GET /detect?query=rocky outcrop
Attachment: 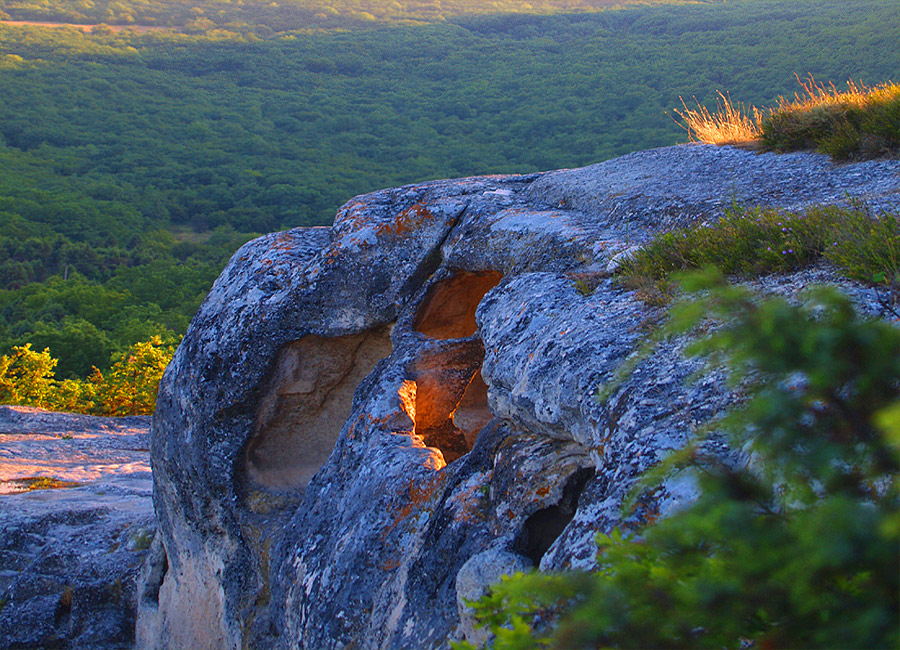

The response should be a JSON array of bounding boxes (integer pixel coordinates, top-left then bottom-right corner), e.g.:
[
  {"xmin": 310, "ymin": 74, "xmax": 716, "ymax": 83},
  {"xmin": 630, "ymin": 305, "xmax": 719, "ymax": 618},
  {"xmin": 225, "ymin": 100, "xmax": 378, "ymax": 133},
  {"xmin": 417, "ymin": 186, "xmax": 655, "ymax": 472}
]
[
  {"xmin": 139, "ymin": 145, "xmax": 900, "ymax": 649},
  {"xmin": 0, "ymin": 406, "xmax": 154, "ymax": 650}
]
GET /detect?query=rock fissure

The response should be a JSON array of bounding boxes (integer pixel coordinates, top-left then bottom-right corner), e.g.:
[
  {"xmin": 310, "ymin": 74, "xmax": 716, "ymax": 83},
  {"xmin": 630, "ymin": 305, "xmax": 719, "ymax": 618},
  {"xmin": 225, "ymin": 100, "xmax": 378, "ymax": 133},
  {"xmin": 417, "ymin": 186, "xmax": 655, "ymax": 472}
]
[
  {"xmin": 399, "ymin": 202, "xmax": 470, "ymax": 301},
  {"xmin": 451, "ymin": 369, "xmax": 492, "ymax": 450},
  {"xmin": 140, "ymin": 538, "xmax": 168, "ymax": 607}
]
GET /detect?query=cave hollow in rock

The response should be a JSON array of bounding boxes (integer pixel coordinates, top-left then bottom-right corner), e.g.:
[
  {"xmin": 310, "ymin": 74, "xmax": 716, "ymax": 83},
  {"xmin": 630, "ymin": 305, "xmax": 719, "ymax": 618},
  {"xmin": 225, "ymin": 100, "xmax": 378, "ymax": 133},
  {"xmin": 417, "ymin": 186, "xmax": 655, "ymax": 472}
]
[
  {"xmin": 515, "ymin": 467, "xmax": 596, "ymax": 566},
  {"xmin": 413, "ymin": 271, "xmax": 503, "ymax": 340},
  {"xmin": 243, "ymin": 326, "xmax": 393, "ymax": 491},
  {"xmin": 406, "ymin": 341, "xmax": 488, "ymax": 464}
]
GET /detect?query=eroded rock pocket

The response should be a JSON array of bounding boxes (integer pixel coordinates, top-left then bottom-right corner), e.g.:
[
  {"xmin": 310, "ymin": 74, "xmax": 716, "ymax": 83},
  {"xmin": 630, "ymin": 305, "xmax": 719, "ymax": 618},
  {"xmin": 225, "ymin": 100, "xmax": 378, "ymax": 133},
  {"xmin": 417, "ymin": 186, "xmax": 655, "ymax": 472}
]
[
  {"xmin": 413, "ymin": 271, "xmax": 503, "ymax": 340},
  {"xmin": 514, "ymin": 467, "xmax": 595, "ymax": 566},
  {"xmin": 243, "ymin": 326, "xmax": 393, "ymax": 492},
  {"xmin": 405, "ymin": 344, "xmax": 494, "ymax": 465}
]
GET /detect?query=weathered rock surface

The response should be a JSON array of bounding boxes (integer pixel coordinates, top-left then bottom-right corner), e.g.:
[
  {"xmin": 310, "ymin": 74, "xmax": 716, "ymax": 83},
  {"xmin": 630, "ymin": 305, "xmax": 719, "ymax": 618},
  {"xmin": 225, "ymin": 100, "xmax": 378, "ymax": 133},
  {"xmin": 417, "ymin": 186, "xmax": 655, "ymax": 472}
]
[
  {"xmin": 139, "ymin": 145, "xmax": 900, "ymax": 650},
  {"xmin": 0, "ymin": 406, "xmax": 154, "ymax": 649}
]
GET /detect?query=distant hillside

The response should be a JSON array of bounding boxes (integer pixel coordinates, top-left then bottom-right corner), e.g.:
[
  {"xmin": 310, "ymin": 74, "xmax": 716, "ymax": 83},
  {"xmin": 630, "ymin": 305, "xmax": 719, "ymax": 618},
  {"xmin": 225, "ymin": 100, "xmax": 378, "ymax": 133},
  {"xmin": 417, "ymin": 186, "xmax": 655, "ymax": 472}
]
[{"xmin": 0, "ymin": 0, "xmax": 897, "ymax": 379}]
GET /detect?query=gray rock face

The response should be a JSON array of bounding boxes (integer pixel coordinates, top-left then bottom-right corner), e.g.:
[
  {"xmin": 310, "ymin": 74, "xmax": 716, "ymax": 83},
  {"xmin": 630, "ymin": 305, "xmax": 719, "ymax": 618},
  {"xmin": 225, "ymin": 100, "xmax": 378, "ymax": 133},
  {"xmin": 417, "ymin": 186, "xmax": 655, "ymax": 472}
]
[
  {"xmin": 0, "ymin": 406, "xmax": 154, "ymax": 650},
  {"xmin": 139, "ymin": 145, "xmax": 900, "ymax": 649}
]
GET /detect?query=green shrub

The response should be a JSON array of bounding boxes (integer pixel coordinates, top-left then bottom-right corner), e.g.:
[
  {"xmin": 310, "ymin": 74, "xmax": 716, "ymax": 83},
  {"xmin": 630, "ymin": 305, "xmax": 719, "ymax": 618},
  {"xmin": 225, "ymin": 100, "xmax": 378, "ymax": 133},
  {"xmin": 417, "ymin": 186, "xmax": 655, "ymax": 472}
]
[
  {"xmin": 622, "ymin": 203, "xmax": 900, "ymax": 305},
  {"xmin": 457, "ymin": 271, "xmax": 900, "ymax": 650},
  {"xmin": 824, "ymin": 206, "xmax": 900, "ymax": 294},
  {"xmin": 129, "ymin": 528, "xmax": 154, "ymax": 551},
  {"xmin": 622, "ymin": 203, "xmax": 829, "ymax": 279}
]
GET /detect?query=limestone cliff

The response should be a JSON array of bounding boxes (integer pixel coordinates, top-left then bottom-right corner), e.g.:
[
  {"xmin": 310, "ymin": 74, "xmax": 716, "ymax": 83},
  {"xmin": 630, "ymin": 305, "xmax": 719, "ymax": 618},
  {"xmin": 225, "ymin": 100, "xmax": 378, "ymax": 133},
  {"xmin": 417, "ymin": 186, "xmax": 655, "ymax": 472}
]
[{"xmin": 137, "ymin": 145, "xmax": 900, "ymax": 650}]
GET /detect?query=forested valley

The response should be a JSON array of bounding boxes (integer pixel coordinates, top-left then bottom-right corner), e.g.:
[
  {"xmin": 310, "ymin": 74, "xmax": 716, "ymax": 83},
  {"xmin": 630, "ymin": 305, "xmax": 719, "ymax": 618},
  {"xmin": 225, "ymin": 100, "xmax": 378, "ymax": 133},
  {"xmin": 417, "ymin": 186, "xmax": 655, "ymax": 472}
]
[{"xmin": 0, "ymin": 0, "xmax": 897, "ymax": 389}]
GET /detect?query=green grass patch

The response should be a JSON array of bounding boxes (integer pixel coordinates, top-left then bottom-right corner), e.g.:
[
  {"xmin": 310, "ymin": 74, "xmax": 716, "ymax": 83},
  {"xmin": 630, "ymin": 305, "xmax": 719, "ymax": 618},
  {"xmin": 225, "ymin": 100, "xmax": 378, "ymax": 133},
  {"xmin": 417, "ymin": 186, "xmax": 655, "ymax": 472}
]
[
  {"xmin": 620, "ymin": 202, "xmax": 900, "ymax": 301},
  {"xmin": 129, "ymin": 528, "xmax": 154, "ymax": 551}
]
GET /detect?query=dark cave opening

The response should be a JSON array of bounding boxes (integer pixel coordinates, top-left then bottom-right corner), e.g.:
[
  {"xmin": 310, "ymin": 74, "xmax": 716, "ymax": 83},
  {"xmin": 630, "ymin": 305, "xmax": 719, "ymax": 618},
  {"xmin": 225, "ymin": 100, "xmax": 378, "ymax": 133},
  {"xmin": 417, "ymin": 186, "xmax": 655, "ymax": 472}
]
[{"xmin": 514, "ymin": 467, "xmax": 595, "ymax": 566}]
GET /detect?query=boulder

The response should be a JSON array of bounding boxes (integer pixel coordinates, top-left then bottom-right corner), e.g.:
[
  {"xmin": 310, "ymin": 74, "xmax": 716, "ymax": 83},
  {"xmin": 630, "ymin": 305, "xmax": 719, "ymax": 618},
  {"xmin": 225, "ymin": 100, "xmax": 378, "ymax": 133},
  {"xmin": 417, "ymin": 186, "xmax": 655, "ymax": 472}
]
[{"xmin": 139, "ymin": 145, "xmax": 900, "ymax": 649}]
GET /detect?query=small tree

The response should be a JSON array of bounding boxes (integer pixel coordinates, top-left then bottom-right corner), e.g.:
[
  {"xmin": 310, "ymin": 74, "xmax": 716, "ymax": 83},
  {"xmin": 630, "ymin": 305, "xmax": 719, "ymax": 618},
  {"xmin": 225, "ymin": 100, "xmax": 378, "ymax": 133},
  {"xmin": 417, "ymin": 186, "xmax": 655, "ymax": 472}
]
[
  {"xmin": 0, "ymin": 344, "xmax": 58, "ymax": 408},
  {"xmin": 94, "ymin": 336, "xmax": 175, "ymax": 416}
]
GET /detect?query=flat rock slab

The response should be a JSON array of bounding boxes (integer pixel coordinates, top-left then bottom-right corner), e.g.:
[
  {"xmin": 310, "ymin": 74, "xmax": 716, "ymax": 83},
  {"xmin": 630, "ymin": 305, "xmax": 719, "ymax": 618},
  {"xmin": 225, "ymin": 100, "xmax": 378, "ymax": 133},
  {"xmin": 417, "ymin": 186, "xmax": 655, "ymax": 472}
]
[
  {"xmin": 0, "ymin": 405, "xmax": 154, "ymax": 650},
  {"xmin": 0, "ymin": 405, "xmax": 151, "ymax": 494},
  {"xmin": 527, "ymin": 145, "xmax": 900, "ymax": 236}
]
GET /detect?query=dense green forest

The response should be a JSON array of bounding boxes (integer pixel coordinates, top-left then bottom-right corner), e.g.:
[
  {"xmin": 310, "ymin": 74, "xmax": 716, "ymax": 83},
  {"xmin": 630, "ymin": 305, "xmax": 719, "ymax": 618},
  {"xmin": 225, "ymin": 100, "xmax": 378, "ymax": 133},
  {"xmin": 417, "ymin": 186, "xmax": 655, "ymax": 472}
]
[{"xmin": 0, "ymin": 0, "xmax": 897, "ymax": 379}]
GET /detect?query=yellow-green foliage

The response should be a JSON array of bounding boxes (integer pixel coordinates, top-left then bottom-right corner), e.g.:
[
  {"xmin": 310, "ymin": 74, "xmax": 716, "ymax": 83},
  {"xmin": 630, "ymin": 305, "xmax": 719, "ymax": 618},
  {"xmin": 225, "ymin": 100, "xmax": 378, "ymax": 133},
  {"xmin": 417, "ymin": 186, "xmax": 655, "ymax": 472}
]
[
  {"xmin": 90, "ymin": 337, "xmax": 176, "ymax": 416},
  {"xmin": 0, "ymin": 336, "xmax": 175, "ymax": 415},
  {"xmin": 0, "ymin": 343, "xmax": 57, "ymax": 407},
  {"xmin": 7, "ymin": 475, "xmax": 82, "ymax": 491}
]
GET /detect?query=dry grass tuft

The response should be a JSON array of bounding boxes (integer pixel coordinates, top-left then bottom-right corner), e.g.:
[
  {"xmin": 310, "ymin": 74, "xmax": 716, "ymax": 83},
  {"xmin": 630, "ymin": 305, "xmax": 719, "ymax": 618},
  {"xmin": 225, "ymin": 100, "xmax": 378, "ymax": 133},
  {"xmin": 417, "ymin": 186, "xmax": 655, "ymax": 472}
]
[
  {"xmin": 778, "ymin": 74, "xmax": 872, "ymax": 112},
  {"xmin": 672, "ymin": 91, "xmax": 762, "ymax": 145},
  {"xmin": 762, "ymin": 74, "xmax": 900, "ymax": 157},
  {"xmin": 673, "ymin": 74, "xmax": 899, "ymax": 159}
]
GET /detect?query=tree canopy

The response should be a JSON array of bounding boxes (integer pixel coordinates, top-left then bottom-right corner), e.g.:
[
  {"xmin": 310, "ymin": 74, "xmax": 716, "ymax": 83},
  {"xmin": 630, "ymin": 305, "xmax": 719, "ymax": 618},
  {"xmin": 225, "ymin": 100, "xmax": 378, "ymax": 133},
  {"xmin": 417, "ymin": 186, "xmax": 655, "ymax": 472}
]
[{"xmin": 0, "ymin": 0, "xmax": 896, "ymax": 393}]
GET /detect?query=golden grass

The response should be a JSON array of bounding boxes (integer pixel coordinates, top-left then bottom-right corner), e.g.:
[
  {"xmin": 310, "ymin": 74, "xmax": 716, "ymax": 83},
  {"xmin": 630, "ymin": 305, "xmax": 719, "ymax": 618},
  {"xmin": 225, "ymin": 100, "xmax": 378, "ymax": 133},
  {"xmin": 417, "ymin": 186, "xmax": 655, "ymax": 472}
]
[
  {"xmin": 763, "ymin": 75, "xmax": 900, "ymax": 156},
  {"xmin": 672, "ymin": 74, "xmax": 900, "ymax": 158},
  {"xmin": 775, "ymin": 74, "xmax": 873, "ymax": 115},
  {"xmin": 672, "ymin": 91, "xmax": 762, "ymax": 145}
]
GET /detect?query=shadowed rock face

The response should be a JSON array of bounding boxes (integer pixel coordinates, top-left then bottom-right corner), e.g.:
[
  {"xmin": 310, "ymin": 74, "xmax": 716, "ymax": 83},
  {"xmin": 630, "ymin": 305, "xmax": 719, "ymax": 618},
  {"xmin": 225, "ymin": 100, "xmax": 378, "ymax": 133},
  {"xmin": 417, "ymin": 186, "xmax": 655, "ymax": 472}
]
[
  {"xmin": 453, "ymin": 370, "xmax": 492, "ymax": 448},
  {"xmin": 139, "ymin": 146, "xmax": 900, "ymax": 650}
]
